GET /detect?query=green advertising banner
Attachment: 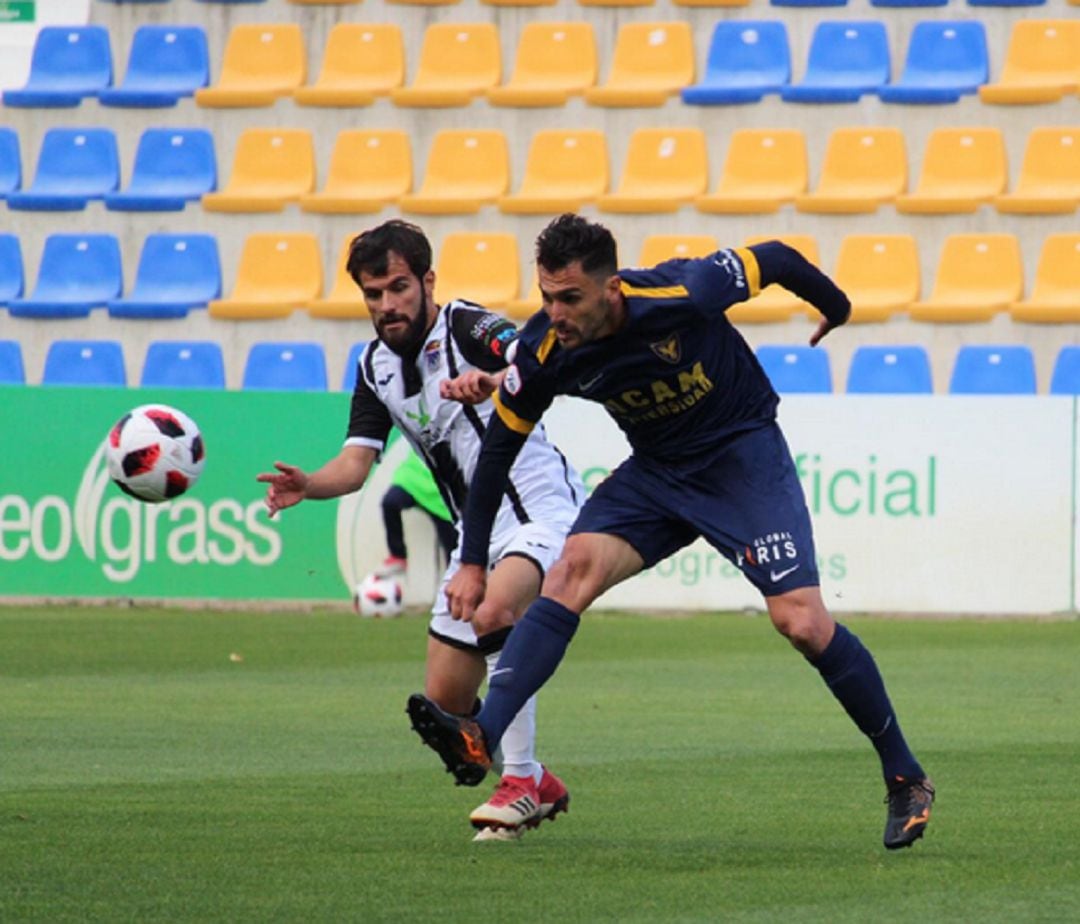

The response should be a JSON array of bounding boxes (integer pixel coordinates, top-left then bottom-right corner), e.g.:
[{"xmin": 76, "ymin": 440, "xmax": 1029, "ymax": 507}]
[
  {"xmin": 0, "ymin": 386, "xmax": 355, "ymax": 600},
  {"xmin": 0, "ymin": 1, "xmax": 35, "ymax": 23}
]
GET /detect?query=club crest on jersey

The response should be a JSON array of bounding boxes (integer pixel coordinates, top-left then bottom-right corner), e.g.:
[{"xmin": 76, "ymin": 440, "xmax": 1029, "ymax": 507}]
[
  {"xmin": 650, "ymin": 334, "xmax": 681, "ymax": 364},
  {"xmin": 423, "ymin": 340, "xmax": 442, "ymax": 372}
]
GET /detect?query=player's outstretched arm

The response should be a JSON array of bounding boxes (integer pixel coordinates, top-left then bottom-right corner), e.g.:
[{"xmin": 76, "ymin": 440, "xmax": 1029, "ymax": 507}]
[
  {"xmin": 256, "ymin": 445, "xmax": 377, "ymax": 517},
  {"xmin": 439, "ymin": 369, "xmax": 505, "ymax": 405}
]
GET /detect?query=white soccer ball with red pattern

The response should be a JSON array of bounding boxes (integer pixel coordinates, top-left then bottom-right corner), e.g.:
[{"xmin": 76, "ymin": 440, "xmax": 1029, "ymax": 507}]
[
  {"xmin": 105, "ymin": 404, "xmax": 205, "ymax": 503},
  {"xmin": 354, "ymin": 573, "xmax": 403, "ymax": 618}
]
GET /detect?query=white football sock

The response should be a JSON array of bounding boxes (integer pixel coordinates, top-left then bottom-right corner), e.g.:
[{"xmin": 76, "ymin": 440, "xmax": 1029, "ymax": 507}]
[{"xmin": 486, "ymin": 650, "xmax": 542, "ymax": 783}]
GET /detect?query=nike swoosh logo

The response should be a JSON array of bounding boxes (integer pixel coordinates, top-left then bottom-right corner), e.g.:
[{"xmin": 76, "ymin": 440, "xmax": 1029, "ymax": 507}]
[
  {"xmin": 488, "ymin": 668, "xmax": 513, "ymax": 678},
  {"xmin": 578, "ymin": 372, "xmax": 603, "ymax": 391},
  {"xmin": 770, "ymin": 564, "xmax": 800, "ymax": 582}
]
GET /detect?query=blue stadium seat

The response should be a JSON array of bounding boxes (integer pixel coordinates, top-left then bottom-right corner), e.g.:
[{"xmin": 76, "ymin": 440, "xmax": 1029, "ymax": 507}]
[
  {"xmin": 2, "ymin": 26, "xmax": 112, "ymax": 108},
  {"xmin": 872, "ymin": 0, "xmax": 945, "ymax": 7},
  {"xmin": 1049, "ymin": 347, "xmax": 1080, "ymax": 395},
  {"xmin": 99, "ymin": 26, "xmax": 209, "ymax": 108},
  {"xmin": 756, "ymin": 346, "xmax": 832, "ymax": 393},
  {"xmin": 781, "ymin": 21, "xmax": 890, "ymax": 103},
  {"xmin": 242, "ymin": 342, "xmax": 328, "ymax": 391},
  {"xmin": 0, "ymin": 340, "xmax": 25, "ymax": 385},
  {"xmin": 341, "ymin": 342, "xmax": 369, "ymax": 391},
  {"xmin": 108, "ymin": 234, "xmax": 221, "ymax": 319},
  {"xmin": 141, "ymin": 341, "xmax": 226, "ymax": 389},
  {"xmin": 0, "ymin": 127, "xmax": 20, "ymax": 197},
  {"xmin": 681, "ymin": 22, "xmax": 790, "ymax": 106},
  {"xmin": 8, "ymin": 235, "xmax": 122, "ymax": 319},
  {"xmin": 104, "ymin": 128, "xmax": 216, "ymax": 212},
  {"xmin": 42, "ymin": 340, "xmax": 126, "ymax": 387},
  {"xmin": 878, "ymin": 22, "xmax": 988, "ymax": 103},
  {"xmin": 6, "ymin": 128, "xmax": 119, "ymax": 211},
  {"xmin": 0, "ymin": 233, "xmax": 23, "ymax": 304},
  {"xmin": 847, "ymin": 346, "xmax": 933, "ymax": 394},
  {"xmin": 949, "ymin": 345, "xmax": 1037, "ymax": 394}
]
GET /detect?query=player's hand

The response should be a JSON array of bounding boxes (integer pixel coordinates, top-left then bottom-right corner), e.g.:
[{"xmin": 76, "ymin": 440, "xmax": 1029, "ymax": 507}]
[
  {"xmin": 446, "ymin": 563, "xmax": 487, "ymax": 622},
  {"xmin": 255, "ymin": 461, "xmax": 309, "ymax": 517},
  {"xmin": 439, "ymin": 370, "xmax": 502, "ymax": 405}
]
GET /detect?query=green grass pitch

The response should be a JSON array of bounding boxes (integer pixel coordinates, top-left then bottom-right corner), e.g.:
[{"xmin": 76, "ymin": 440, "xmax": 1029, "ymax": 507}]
[{"xmin": 1, "ymin": 606, "xmax": 1078, "ymax": 923}]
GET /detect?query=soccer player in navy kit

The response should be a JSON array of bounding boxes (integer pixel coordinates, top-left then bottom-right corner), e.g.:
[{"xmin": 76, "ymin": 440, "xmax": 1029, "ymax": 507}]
[{"xmin": 408, "ymin": 214, "xmax": 934, "ymax": 850}]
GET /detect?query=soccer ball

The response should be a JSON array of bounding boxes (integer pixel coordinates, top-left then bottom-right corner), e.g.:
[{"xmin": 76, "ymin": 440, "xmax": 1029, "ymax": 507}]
[
  {"xmin": 354, "ymin": 573, "xmax": 404, "ymax": 618},
  {"xmin": 105, "ymin": 404, "xmax": 205, "ymax": 503}
]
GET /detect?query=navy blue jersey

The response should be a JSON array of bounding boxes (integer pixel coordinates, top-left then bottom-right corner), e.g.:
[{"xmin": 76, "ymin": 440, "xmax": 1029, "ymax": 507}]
[{"xmin": 494, "ymin": 247, "xmax": 776, "ymax": 465}]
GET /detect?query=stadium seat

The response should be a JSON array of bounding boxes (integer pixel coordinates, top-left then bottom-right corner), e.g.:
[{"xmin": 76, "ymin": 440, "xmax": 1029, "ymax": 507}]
[
  {"xmin": 895, "ymin": 127, "xmax": 1006, "ymax": 214},
  {"xmin": 108, "ymin": 234, "xmax": 221, "ymax": 319},
  {"xmin": 195, "ymin": 24, "xmax": 305, "ymax": 108},
  {"xmin": 878, "ymin": 21, "xmax": 988, "ymax": 104},
  {"xmin": 140, "ymin": 341, "xmax": 226, "ymax": 389},
  {"xmin": 6, "ymin": 128, "xmax": 119, "ymax": 211},
  {"xmin": 781, "ymin": 21, "xmax": 890, "ymax": 103},
  {"xmin": 487, "ymin": 22, "xmax": 596, "ymax": 107},
  {"xmin": 696, "ymin": 129, "xmax": 807, "ymax": 214},
  {"xmin": 498, "ymin": 129, "xmax": 608, "ymax": 214},
  {"xmin": 995, "ymin": 127, "xmax": 1080, "ymax": 214},
  {"xmin": 832, "ymin": 234, "xmax": 920, "ymax": 322},
  {"xmin": 0, "ymin": 340, "xmax": 24, "ymax": 385},
  {"xmin": 99, "ymin": 25, "xmax": 209, "ymax": 107},
  {"xmin": 847, "ymin": 346, "xmax": 933, "ymax": 394},
  {"xmin": 433, "ymin": 233, "xmax": 520, "ymax": 310},
  {"xmin": 300, "ymin": 130, "xmax": 411, "ymax": 214},
  {"xmin": 639, "ymin": 235, "xmax": 719, "ymax": 265},
  {"xmin": 293, "ymin": 24, "xmax": 404, "ymax": 107},
  {"xmin": 203, "ymin": 128, "xmax": 315, "ymax": 213},
  {"xmin": 796, "ymin": 127, "xmax": 906, "ymax": 213},
  {"xmin": 399, "ymin": 130, "xmax": 509, "ymax": 214},
  {"xmin": 0, "ymin": 234, "xmax": 23, "ymax": 305},
  {"xmin": 909, "ymin": 234, "xmax": 1023, "ymax": 322},
  {"xmin": 598, "ymin": 128, "xmax": 708, "ymax": 213},
  {"xmin": 104, "ymin": 128, "xmax": 217, "ymax": 212},
  {"xmin": 2, "ymin": 26, "xmax": 112, "ymax": 108},
  {"xmin": 242, "ymin": 342, "xmax": 328, "ymax": 391},
  {"xmin": 42, "ymin": 340, "xmax": 126, "ymax": 387},
  {"xmin": 8, "ymin": 235, "xmax": 122, "ymax": 319},
  {"xmin": 0, "ymin": 127, "xmax": 21, "ymax": 197},
  {"xmin": 208, "ymin": 233, "xmax": 321, "ymax": 320},
  {"xmin": 341, "ymin": 342, "xmax": 369, "ymax": 392},
  {"xmin": 755, "ymin": 346, "xmax": 832, "ymax": 393},
  {"xmin": 979, "ymin": 21, "xmax": 1080, "ymax": 105},
  {"xmin": 585, "ymin": 22, "xmax": 693, "ymax": 107},
  {"xmin": 308, "ymin": 235, "xmax": 368, "ymax": 319},
  {"xmin": 1010, "ymin": 234, "xmax": 1080, "ymax": 323},
  {"xmin": 390, "ymin": 24, "xmax": 500, "ymax": 107},
  {"xmin": 949, "ymin": 346, "xmax": 1037, "ymax": 394},
  {"xmin": 731, "ymin": 234, "xmax": 819, "ymax": 323},
  {"xmin": 1049, "ymin": 346, "xmax": 1080, "ymax": 395},
  {"xmin": 681, "ymin": 21, "xmax": 791, "ymax": 105},
  {"xmin": 871, "ymin": 0, "xmax": 947, "ymax": 7}
]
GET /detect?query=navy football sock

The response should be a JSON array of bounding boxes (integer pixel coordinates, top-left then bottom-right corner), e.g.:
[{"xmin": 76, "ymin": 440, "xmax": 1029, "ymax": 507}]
[
  {"xmin": 476, "ymin": 597, "xmax": 580, "ymax": 750},
  {"xmin": 811, "ymin": 623, "xmax": 925, "ymax": 783}
]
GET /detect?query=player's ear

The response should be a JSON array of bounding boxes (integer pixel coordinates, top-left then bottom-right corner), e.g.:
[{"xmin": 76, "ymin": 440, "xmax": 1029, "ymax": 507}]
[
  {"xmin": 603, "ymin": 273, "xmax": 622, "ymax": 301},
  {"xmin": 422, "ymin": 269, "xmax": 437, "ymax": 303}
]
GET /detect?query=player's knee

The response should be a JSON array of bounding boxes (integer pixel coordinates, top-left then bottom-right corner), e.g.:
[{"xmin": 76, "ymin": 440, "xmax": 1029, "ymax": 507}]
[
  {"xmin": 768, "ymin": 591, "xmax": 833, "ymax": 656},
  {"xmin": 543, "ymin": 544, "xmax": 604, "ymax": 609}
]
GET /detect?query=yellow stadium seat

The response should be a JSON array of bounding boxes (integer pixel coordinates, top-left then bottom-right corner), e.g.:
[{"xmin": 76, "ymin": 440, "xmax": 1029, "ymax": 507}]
[
  {"xmin": 308, "ymin": 235, "xmax": 369, "ymax": 320},
  {"xmin": 293, "ymin": 25, "xmax": 404, "ymax": 107},
  {"xmin": 696, "ymin": 129, "xmax": 807, "ymax": 215},
  {"xmin": 399, "ymin": 130, "xmax": 509, "ymax": 214},
  {"xmin": 203, "ymin": 129, "xmax": 314, "ymax": 213},
  {"xmin": 209, "ymin": 233, "xmax": 322, "ymax": 320},
  {"xmin": 1010, "ymin": 234, "xmax": 1080, "ymax": 323},
  {"xmin": 434, "ymin": 233, "xmax": 520, "ymax": 310},
  {"xmin": 498, "ymin": 130, "xmax": 608, "ymax": 214},
  {"xmin": 995, "ymin": 127, "xmax": 1080, "ymax": 214},
  {"xmin": 979, "ymin": 20, "xmax": 1080, "ymax": 105},
  {"xmin": 730, "ymin": 235, "xmax": 819, "ymax": 323},
  {"xmin": 486, "ymin": 23, "xmax": 596, "ymax": 107},
  {"xmin": 896, "ymin": 127, "xmax": 1006, "ymax": 214},
  {"xmin": 300, "ymin": 130, "xmax": 411, "ymax": 214},
  {"xmin": 909, "ymin": 234, "xmax": 1022, "ymax": 323},
  {"xmin": 390, "ymin": 24, "xmax": 500, "ymax": 108},
  {"xmin": 796, "ymin": 127, "xmax": 907, "ymax": 214},
  {"xmin": 584, "ymin": 22, "xmax": 694, "ymax": 107},
  {"xmin": 831, "ymin": 234, "xmax": 920, "ymax": 323},
  {"xmin": 597, "ymin": 128, "xmax": 708, "ymax": 213},
  {"xmin": 504, "ymin": 278, "xmax": 542, "ymax": 321},
  {"xmin": 195, "ymin": 25, "xmax": 305, "ymax": 108},
  {"xmin": 638, "ymin": 235, "xmax": 719, "ymax": 266}
]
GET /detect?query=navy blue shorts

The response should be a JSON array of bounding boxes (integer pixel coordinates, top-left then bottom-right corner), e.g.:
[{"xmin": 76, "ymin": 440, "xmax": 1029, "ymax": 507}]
[{"xmin": 570, "ymin": 422, "xmax": 819, "ymax": 596}]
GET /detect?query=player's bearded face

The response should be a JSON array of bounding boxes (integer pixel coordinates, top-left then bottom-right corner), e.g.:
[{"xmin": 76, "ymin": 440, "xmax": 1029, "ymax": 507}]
[
  {"xmin": 538, "ymin": 262, "xmax": 624, "ymax": 349},
  {"xmin": 360, "ymin": 254, "xmax": 437, "ymax": 356}
]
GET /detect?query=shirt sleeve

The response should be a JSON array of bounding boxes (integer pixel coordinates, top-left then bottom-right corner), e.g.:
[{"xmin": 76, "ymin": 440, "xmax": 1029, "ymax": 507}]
[
  {"xmin": 449, "ymin": 304, "xmax": 518, "ymax": 372},
  {"xmin": 489, "ymin": 333, "xmax": 559, "ymax": 436},
  {"xmin": 683, "ymin": 248, "xmax": 763, "ymax": 315},
  {"xmin": 345, "ymin": 362, "xmax": 392, "ymax": 452}
]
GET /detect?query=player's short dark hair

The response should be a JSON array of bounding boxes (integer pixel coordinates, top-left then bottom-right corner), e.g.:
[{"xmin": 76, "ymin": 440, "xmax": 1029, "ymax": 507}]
[
  {"xmin": 347, "ymin": 220, "xmax": 432, "ymax": 285},
  {"xmin": 535, "ymin": 214, "xmax": 618, "ymax": 280}
]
